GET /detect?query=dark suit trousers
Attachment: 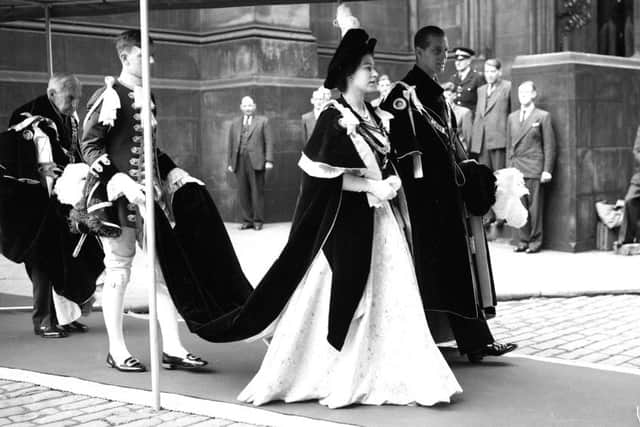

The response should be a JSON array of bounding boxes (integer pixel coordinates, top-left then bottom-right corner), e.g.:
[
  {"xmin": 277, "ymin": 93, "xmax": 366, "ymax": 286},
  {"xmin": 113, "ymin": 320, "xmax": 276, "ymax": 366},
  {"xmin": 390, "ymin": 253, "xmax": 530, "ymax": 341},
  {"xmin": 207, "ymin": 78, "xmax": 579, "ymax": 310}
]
[
  {"xmin": 447, "ymin": 314, "xmax": 495, "ymax": 352},
  {"xmin": 621, "ymin": 184, "xmax": 640, "ymax": 243},
  {"xmin": 519, "ymin": 178, "xmax": 544, "ymax": 249},
  {"xmin": 479, "ymin": 148, "xmax": 506, "ymax": 171},
  {"xmin": 236, "ymin": 151, "xmax": 265, "ymax": 224},
  {"xmin": 24, "ymin": 248, "xmax": 57, "ymax": 330}
]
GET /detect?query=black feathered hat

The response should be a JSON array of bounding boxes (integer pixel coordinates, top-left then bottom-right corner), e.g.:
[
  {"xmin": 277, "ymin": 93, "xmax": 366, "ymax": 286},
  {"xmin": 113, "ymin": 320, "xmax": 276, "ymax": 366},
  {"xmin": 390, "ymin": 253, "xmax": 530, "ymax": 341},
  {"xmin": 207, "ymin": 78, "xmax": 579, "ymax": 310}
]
[{"xmin": 324, "ymin": 28, "xmax": 377, "ymax": 90}]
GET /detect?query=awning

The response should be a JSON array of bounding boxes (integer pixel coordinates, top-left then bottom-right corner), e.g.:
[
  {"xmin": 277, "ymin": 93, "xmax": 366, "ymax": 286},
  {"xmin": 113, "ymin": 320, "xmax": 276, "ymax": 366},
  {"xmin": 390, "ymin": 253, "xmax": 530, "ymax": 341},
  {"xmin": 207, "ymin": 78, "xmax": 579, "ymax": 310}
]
[{"xmin": 0, "ymin": 0, "xmax": 359, "ymax": 22}]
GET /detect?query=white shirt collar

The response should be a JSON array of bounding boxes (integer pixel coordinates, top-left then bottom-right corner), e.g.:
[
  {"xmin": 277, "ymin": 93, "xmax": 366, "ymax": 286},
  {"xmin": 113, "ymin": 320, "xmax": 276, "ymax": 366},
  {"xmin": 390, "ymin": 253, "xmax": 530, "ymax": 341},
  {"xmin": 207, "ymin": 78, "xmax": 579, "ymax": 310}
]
[
  {"xmin": 520, "ymin": 103, "xmax": 535, "ymax": 119},
  {"xmin": 459, "ymin": 68, "xmax": 470, "ymax": 81}
]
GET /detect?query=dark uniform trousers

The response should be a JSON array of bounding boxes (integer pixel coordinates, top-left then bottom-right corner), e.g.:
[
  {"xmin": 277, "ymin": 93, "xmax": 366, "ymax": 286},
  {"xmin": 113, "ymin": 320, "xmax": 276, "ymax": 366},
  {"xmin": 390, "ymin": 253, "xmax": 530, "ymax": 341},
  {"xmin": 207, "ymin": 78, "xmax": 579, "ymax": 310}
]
[
  {"xmin": 24, "ymin": 221, "xmax": 58, "ymax": 331},
  {"xmin": 519, "ymin": 178, "xmax": 544, "ymax": 250},
  {"xmin": 448, "ymin": 314, "xmax": 495, "ymax": 352},
  {"xmin": 236, "ymin": 123, "xmax": 265, "ymax": 225}
]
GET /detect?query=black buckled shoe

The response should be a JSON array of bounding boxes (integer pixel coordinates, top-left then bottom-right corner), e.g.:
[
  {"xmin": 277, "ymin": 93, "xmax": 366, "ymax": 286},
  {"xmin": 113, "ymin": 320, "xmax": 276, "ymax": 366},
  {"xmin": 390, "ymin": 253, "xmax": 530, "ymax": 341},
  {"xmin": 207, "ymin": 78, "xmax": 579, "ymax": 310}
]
[
  {"xmin": 34, "ymin": 326, "xmax": 68, "ymax": 338},
  {"xmin": 162, "ymin": 353, "xmax": 208, "ymax": 370},
  {"xmin": 61, "ymin": 321, "xmax": 89, "ymax": 333},
  {"xmin": 466, "ymin": 342, "xmax": 518, "ymax": 363},
  {"xmin": 106, "ymin": 354, "xmax": 147, "ymax": 372}
]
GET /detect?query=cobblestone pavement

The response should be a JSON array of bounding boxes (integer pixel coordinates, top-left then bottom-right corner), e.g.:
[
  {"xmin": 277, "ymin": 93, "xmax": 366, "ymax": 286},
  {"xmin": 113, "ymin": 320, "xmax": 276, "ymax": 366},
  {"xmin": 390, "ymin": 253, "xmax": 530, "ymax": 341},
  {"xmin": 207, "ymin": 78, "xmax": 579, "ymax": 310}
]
[
  {"xmin": 0, "ymin": 295, "xmax": 638, "ymax": 426},
  {"xmin": 489, "ymin": 294, "xmax": 640, "ymax": 370},
  {"xmin": 0, "ymin": 380, "xmax": 259, "ymax": 427}
]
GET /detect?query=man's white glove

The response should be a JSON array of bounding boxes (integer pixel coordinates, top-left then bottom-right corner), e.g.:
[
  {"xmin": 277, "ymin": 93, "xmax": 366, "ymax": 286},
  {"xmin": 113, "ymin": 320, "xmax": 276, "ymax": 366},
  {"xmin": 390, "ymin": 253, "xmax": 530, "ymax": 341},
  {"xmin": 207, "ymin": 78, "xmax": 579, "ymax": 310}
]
[
  {"xmin": 166, "ymin": 167, "xmax": 205, "ymax": 195},
  {"xmin": 541, "ymin": 171, "xmax": 552, "ymax": 183},
  {"xmin": 107, "ymin": 173, "xmax": 145, "ymax": 205}
]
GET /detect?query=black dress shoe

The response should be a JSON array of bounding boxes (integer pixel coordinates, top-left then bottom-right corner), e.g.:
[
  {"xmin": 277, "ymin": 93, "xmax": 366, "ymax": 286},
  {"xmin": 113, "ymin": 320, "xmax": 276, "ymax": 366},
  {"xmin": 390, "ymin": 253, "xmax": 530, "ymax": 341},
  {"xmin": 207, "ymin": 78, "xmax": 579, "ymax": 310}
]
[
  {"xmin": 106, "ymin": 354, "xmax": 146, "ymax": 372},
  {"xmin": 240, "ymin": 223, "xmax": 253, "ymax": 230},
  {"xmin": 253, "ymin": 222, "xmax": 263, "ymax": 231},
  {"xmin": 525, "ymin": 246, "xmax": 541, "ymax": 254},
  {"xmin": 466, "ymin": 342, "xmax": 518, "ymax": 363},
  {"xmin": 162, "ymin": 353, "xmax": 208, "ymax": 370},
  {"xmin": 483, "ymin": 342, "xmax": 518, "ymax": 356},
  {"xmin": 513, "ymin": 244, "xmax": 528, "ymax": 253},
  {"xmin": 34, "ymin": 326, "xmax": 68, "ymax": 338},
  {"xmin": 61, "ymin": 321, "xmax": 89, "ymax": 333}
]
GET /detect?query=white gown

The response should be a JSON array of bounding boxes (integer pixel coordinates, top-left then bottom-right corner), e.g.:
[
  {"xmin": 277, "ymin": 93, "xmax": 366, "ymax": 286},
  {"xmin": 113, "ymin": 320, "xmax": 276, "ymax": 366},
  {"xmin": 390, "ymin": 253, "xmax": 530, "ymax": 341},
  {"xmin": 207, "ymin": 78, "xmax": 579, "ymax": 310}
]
[
  {"xmin": 239, "ymin": 103, "xmax": 462, "ymax": 408},
  {"xmin": 238, "ymin": 200, "xmax": 462, "ymax": 408}
]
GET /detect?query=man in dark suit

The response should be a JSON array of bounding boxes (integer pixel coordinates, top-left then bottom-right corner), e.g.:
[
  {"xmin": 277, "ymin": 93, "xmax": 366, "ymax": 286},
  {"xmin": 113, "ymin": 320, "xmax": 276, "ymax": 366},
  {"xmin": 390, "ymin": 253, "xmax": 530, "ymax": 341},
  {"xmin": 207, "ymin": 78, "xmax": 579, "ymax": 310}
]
[
  {"xmin": 617, "ymin": 126, "xmax": 640, "ymax": 244},
  {"xmin": 301, "ymin": 87, "xmax": 331, "ymax": 146},
  {"xmin": 471, "ymin": 58, "xmax": 512, "ymax": 170},
  {"xmin": 227, "ymin": 96, "xmax": 274, "ymax": 231},
  {"xmin": 449, "ymin": 47, "xmax": 486, "ymax": 113},
  {"xmin": 7, "ymin": 73, "xmax": 89, "ymax": 338},
  {"xmin": 507, "ymin": 81, "xmax": 556, "ymax": 253}
]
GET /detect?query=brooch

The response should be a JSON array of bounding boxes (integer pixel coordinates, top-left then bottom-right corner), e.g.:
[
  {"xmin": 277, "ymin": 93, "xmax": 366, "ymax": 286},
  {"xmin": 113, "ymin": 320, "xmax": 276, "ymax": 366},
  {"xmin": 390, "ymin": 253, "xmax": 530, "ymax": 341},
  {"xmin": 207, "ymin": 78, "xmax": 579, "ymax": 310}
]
[
  {"xmin": 392, "ymin": 98, "xmax": 407, "ymax": 111},
  {"xmin": 22, "ymin": 129, "xmax": 34, "ymax": 141}
]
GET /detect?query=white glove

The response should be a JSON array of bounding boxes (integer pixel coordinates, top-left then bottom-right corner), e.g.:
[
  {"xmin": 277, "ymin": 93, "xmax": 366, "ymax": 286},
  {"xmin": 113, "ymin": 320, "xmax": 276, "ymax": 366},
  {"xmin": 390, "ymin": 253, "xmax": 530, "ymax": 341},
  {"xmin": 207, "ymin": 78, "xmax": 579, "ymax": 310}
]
[
  {"xmin": 107, "ymin": 173, "xmax": 145, "ymax": 205},
  {"xmin": 166, "ymin": 167, "xmax": 204, "ymax": 194},
  {"xmin": 541, "ymin": 171, "xmax": 552, "ymax": 183},
  {"xmin": 368, "ymin": 179, "xmax": 398, "ymax": 202},
  {"xmin": 385, "ymin": 175, "xmax": 402, "ymax": 192}
]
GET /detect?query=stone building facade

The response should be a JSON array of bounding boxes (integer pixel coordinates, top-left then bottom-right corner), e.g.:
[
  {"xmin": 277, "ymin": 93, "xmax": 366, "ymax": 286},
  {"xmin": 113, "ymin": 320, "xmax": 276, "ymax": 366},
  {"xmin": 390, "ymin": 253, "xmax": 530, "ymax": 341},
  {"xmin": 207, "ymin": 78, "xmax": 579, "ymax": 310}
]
[{"xmin": 1, "ymin": 0, "xmax": 639, "ymax": 251}]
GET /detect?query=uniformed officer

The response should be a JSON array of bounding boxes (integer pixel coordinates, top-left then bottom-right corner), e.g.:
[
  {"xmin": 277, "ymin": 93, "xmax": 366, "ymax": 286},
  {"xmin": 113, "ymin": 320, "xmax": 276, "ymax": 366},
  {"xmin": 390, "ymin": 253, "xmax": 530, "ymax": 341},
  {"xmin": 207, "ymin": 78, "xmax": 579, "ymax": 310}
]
[{"xmin": 449, "ymin": 47, "xmax": 485, "ymax": 113}]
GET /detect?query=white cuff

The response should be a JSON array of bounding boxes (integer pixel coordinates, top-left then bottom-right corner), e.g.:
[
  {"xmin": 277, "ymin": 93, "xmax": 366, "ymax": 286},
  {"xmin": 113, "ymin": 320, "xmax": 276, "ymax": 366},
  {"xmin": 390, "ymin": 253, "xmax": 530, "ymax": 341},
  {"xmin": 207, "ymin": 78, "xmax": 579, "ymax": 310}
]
[{"xmin": 106, "ymin": 173, "xmax": 130, "ymax": 201}]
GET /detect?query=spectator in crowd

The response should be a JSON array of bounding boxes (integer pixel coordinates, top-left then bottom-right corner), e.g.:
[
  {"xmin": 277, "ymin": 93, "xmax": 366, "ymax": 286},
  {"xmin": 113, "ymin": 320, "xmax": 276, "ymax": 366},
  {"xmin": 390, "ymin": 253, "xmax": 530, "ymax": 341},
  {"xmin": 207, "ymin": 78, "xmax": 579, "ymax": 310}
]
[
  {"xmin": 449, "ymin": 47, "xmax": 485, "ymax": 113},
  {"xmin": 617, "ymin": 125, "xmax": 640, "ymax": 244},
  {"xmin": 470, "ymin": 58, "xmax": 512, "ymax": 235},
  {"xmin": 227, "ymin": 96, "xmax": 274, "ymax": 231},
  {"xmin": 371, "ymin": 73, "xmax": 392, "ymax": 107},
  {"xmin": 442, "ymin": 81, "xmax": 472, "ymax": 152},
  {"xmin": 506, "ymin": 81, "xmax": 556, "ymax": 253},
  {"xmin": 470, "ymin": 58, "xmax": 511, "ymax": 171},
  {"xmin": 301, "ymin": 86, "xmax": 332, "ymax": 146}
]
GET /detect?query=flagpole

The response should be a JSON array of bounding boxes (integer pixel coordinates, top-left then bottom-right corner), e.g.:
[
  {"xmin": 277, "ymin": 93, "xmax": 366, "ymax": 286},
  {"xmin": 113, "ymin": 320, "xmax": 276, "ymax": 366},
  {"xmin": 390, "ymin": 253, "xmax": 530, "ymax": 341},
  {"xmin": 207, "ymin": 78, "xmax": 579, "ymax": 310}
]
[{"xmin": 139, "ymin": 0, "xmax": 160, "ymax": 411}]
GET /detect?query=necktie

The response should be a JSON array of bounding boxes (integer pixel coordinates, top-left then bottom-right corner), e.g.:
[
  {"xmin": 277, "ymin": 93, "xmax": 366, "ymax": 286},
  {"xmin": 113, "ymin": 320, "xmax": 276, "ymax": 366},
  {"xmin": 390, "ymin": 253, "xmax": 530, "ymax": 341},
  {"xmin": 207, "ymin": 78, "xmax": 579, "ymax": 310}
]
[
  {"xmin": 520, "ymin": 109, "xmax": 526, "ymax": 123},
  {"xmin": 244, "ymin": 115, "xmax": 251, "ymax": 127}
]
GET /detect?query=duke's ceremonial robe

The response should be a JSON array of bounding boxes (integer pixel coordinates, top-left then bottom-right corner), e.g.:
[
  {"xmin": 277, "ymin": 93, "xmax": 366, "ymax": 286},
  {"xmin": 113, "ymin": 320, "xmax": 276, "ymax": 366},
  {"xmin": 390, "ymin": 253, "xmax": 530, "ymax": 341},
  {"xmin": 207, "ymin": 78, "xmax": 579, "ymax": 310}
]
[
  {"xmin": 471, "ymin": 79, "xmax": 512, "ymax": 168},
  {"xmin": 80, "ymin": 80, "xmax": 253, "ymax": 329},
  {"xmin": 301, "ymin": 111, "xmax": 317, "ymax": 147},
  {"xmin": 450, "ymin": 69, "xmax": 486, "ymax": 112},
  {"xmin": 183, "ymin": 98, "xmax": 394, "ymax": 351},
  {"xmin": 381, "ymin": 66, "xmax": 497, "ymax": 350},
  {"xmin": 1, "ymin": 102, "xmax": 102, "ymax": 323}
]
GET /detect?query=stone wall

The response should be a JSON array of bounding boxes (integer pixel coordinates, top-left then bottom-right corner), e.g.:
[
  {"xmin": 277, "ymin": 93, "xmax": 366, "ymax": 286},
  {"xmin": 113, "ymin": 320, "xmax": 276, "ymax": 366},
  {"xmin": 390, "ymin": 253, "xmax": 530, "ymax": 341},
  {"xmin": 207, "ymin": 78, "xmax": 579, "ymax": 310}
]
[{"xmin": 511, "ymin": 52, "xmax": 640, "ymax": 251}]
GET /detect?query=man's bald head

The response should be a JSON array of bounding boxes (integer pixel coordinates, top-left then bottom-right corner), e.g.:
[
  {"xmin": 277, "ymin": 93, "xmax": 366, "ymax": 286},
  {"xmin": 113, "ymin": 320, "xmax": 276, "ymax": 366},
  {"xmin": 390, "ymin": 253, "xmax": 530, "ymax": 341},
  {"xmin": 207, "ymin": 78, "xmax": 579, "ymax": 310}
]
[
  {"xmin": 240, "ymin": 96, "xmax": 256, "ymax": 116},
  {"xmin": 47, "ymin": 73, "xmax": 81, "ymax": 115}
]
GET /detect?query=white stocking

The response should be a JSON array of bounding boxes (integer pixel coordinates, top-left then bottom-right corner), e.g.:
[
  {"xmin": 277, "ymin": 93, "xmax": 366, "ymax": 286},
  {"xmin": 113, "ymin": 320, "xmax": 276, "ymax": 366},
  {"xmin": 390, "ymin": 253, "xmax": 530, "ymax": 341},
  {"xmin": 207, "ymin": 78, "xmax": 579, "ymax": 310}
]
[
  {"xmin": 154, "ymin": 261, "xmax": 189, "ymax": 358},
  {"xmin": 102, "ymin": 269, "xmax": 131, "ymax": 362},
  {"xmin": 100, "ymin": 227, "xmax": 136, "ymax": 364}
]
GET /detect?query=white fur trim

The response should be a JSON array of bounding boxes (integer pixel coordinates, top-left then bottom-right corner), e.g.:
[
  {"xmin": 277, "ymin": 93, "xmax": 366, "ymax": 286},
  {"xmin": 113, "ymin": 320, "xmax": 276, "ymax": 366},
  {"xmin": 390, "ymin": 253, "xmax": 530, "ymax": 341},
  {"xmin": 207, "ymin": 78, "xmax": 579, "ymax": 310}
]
[
  {"xmin": 53, "ymin": 163, "xmax": 90, "ymax": 207},
  {"xmin": 493, "ymin": 168, "xmax": 529, "ymax": 228}
]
